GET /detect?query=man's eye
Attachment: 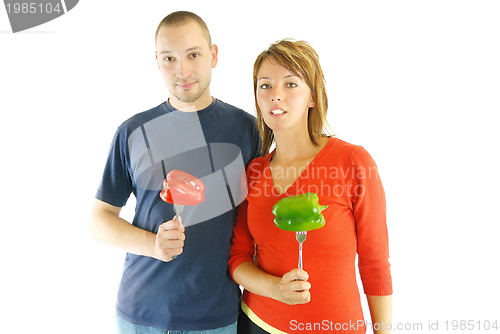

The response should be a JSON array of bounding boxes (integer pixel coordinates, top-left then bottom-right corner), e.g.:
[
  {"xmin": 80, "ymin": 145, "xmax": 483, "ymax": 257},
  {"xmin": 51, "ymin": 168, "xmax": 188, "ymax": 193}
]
[
  {"xmin": 190, "ymin": 53, "xmax": 199, "ymax": 58},
  {"xmin": 260, "ymin": 84, "xmax": 271, "ymax": 89},
  {"xmin": 164, "ymin": 56, "xmax": 175, "ymax": 62}
]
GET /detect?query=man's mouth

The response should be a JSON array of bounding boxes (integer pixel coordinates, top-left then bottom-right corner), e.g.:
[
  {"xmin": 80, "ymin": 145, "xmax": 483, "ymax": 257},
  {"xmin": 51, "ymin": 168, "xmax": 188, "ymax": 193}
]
[{"xmin": 177, "ymin": 82, "xmax": 196, "ymax": 90}]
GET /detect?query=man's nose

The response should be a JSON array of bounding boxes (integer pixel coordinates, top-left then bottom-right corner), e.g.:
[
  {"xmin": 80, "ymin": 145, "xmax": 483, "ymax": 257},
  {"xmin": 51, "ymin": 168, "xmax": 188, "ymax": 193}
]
[{"xmin": 176, "ymin": 59, "xmax": 192, "ymax": 79}]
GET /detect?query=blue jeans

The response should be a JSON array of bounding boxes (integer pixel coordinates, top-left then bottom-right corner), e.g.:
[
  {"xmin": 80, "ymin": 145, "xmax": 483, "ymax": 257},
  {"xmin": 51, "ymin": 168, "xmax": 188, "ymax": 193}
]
[{"xmin": 115, "ymin": 315, "xmax": 237, "ymax": 334}]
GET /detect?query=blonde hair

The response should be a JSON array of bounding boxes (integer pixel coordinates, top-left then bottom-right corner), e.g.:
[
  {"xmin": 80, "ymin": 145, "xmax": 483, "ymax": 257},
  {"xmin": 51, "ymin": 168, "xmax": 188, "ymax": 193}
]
[{"xmin": 253, "ymin": 39, "xmax": 329, "ymax": 154}]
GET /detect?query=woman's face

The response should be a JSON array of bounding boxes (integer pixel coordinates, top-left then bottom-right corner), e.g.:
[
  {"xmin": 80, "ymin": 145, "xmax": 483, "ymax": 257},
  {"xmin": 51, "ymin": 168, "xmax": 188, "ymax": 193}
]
[{"xmin": 256, "ymin": 59, "xmax": 314, "ymax": 134}]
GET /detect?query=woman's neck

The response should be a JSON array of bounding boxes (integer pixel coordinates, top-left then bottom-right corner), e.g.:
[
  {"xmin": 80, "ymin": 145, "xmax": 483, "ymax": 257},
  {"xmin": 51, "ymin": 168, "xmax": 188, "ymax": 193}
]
[{"xmin": 272, "ymin": 129, "xmax": 328, "ymax": 165}]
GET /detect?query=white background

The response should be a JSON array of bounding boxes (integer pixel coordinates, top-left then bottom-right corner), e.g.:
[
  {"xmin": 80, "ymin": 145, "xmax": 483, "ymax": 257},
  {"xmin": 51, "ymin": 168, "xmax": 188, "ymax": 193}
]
[{"xmin": 1, "ymin": 1, "xmax": 499, "ymax": 333}]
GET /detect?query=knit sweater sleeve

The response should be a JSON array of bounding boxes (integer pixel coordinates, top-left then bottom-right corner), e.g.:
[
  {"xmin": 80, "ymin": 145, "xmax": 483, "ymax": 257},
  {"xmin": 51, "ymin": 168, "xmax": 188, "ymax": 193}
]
[
  {"xmin": 228, "ymin": 199, "xmax": 255, "ymax": 279},
  {"xmin": 351, "ymin": 147, "xmax": 393, "ymax": 296}
]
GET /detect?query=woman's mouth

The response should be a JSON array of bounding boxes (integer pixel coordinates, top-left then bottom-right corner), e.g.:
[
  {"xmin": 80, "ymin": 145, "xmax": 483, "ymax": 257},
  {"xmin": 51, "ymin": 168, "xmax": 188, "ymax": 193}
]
[{"xmin": 270, "ymin": 107, "xmax": 287, "ymax": 116}]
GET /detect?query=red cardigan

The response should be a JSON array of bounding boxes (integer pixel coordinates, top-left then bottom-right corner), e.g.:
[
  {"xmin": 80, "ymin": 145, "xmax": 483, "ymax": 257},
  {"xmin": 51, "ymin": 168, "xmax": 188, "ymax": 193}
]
[{"xmin": 229, "ymin": 137, "xmax": 392, "ymax": 333}]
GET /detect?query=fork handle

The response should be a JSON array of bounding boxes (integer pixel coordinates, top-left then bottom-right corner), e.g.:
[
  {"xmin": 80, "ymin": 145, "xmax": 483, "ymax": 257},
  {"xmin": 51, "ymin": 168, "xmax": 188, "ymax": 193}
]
[
  {"xmin": 171, "ymin": 204, "xmax": 184, "ymax": 260},
  {"xmin": 298, "ymin": 243, "xmax": 303, "ymax": 270}
]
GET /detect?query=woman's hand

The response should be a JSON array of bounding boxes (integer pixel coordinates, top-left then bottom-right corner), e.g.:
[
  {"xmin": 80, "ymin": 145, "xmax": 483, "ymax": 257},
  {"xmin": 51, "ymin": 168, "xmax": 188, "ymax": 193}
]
[{"xmin": 273, "ymin": 268, "xmax": 311, "ymax": 305}]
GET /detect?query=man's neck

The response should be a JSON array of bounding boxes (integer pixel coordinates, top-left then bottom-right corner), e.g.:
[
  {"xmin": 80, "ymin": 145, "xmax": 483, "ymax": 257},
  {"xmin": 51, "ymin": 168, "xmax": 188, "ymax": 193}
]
[{"xmin": 168, "ymin": 95, "xmax": 213, "ymax": 112}]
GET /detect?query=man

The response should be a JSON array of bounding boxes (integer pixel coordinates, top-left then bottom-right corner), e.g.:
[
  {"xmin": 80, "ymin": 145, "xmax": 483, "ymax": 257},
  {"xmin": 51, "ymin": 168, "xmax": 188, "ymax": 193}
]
[{"xmin": 89, "ymin": 11, "xmax": 260, "ymax": 333}]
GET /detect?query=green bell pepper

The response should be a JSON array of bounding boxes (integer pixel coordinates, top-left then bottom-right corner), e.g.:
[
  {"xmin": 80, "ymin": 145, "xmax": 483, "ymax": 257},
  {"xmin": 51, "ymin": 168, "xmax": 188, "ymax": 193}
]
[{"xmin": 272, "ymin": 193, "xmax": 328, "ymax": 231}]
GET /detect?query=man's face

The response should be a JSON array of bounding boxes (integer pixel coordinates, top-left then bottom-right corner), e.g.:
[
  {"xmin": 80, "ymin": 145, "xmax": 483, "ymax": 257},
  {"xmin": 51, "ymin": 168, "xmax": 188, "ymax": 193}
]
[{"xmin": 155, "ymin": 21, "xmax": 218, "ymax": 110}]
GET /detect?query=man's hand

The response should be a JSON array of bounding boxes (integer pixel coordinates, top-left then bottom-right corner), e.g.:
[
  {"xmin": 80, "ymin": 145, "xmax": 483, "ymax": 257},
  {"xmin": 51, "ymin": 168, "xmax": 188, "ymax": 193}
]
[
  {"xmin": 152, "ymin": 218, "xmax": 185, "ymax": 262},
  {"xmin": 274, "ymin": 268, "xmax": 311, "ymax": 305}
]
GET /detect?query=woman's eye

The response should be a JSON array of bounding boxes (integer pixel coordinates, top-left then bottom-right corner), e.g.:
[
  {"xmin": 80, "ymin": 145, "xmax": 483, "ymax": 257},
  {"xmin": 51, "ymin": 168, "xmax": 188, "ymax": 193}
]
[
  {"xmin": 286, "ymin": 82, "xmax": 297, "ymax": 88},
  {"xmin": 260, "ymin": 84, "xmax": 271, "ymax": 89}
]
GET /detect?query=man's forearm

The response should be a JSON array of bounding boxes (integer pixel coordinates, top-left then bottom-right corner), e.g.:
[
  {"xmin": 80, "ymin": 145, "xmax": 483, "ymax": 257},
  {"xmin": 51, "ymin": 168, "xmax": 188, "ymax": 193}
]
[{"xmin": 89, "ymin": 199, "xmax": 156, "ymax": 257}]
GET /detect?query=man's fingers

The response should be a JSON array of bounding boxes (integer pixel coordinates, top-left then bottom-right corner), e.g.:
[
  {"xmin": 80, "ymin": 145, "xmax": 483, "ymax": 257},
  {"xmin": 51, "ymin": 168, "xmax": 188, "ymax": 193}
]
[
  {"xmin": 157, "ymin": 229, "xmax": 185, "ymax": 242},
  {"xmin": 158, "ymin": 219, "xmax": 185, "ymax": 233},
  {"xmin": 158, "ymin": 238, "xmax": 184, "ymax": 248}
]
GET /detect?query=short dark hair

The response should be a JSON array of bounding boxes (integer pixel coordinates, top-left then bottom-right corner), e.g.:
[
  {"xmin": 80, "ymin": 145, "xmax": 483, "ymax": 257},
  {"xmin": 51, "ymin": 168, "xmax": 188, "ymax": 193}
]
[{"xmin": 155, "ymin": 11, "xmax": 212, "ymax": 46}]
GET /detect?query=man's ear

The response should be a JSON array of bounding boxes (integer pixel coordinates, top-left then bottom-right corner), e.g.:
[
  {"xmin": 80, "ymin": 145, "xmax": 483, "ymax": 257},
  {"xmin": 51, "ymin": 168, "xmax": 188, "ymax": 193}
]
[
  {"xmin": 155, "ymin": 51, "xmax": 160, "ymax": 69},
  {"xmin": 211, "ymin": 44, "xmax": 219, "ymax": 68}
]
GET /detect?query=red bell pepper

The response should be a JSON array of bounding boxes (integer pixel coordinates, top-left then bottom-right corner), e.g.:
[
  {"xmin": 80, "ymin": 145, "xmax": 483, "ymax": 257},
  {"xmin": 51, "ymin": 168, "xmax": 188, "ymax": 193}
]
[{"xmin": 159, "ymin": 170, "xmax": 205, "ymax": 206}]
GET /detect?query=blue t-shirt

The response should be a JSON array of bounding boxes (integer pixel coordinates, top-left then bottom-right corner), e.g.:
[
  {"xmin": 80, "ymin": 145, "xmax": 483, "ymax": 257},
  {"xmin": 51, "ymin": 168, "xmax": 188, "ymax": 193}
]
[{"xmin": 96, "ymin": 99, "xmax": 261, "ymax": 330}]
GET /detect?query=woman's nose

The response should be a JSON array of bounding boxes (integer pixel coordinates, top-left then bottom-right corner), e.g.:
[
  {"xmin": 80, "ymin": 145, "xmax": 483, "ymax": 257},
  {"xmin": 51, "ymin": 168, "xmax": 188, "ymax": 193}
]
[{"xmin": 270, "ymin": 88, "xmax": 282, "ymax": 102}]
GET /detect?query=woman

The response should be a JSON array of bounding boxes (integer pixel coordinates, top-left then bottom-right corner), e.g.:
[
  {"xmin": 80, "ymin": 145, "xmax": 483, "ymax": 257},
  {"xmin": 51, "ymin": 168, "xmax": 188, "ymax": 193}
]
[{"xmin": 229, "ymin": 39, "xmax": 393, "ymax": 333}]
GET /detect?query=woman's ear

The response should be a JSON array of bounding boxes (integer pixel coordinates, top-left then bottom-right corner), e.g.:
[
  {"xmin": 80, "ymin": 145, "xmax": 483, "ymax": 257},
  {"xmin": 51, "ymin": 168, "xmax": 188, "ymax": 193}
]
[{"xmin": 308, "ymin": 95, "xmax": 315, "ymax": 108}]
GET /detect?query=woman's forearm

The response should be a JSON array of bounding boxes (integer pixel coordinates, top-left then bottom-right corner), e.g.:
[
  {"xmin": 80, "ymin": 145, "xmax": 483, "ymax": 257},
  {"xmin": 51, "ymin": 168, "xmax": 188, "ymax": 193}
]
[
  {"xmin": 233, "ymin": 261, "xmax": 282, "ymax": 300},
  {"xmin": 367, "ymin": 295, "xmax": 393, "ymax": 333},
  {"xmin": 232, "ymin": 261, "xmax": 311, "ymax": 305}
]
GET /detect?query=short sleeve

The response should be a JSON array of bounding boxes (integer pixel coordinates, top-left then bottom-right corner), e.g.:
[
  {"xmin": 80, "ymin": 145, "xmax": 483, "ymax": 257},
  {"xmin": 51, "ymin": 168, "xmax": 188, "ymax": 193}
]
[{"xmin": 95, "ymin": 128, "xmax": 134, "ymax": 207}]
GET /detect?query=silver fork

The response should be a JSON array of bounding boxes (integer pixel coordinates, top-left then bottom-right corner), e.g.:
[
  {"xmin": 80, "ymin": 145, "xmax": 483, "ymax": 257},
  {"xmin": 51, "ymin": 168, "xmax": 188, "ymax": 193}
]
[
  {"xmin": 295, "ymin": 231, "xmax": 307, "ymax": 270},
  {"xmin": 173, "ymin": 204, "xmax": 184, "ymax": 222}
]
